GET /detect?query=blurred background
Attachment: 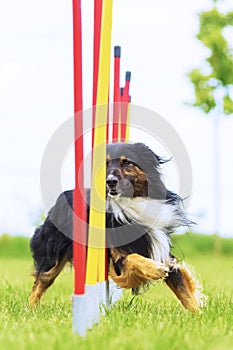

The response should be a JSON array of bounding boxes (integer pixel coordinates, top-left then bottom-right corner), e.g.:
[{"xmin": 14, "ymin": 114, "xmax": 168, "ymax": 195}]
[{"xmin": 0, "ymin": 0, "xmax": 233, "ymax": 239}]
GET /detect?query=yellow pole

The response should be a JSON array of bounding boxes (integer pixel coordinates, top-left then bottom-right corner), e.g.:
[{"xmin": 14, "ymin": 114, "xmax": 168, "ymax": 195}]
[
  {"xmin": 85, "ymin": 0, "xmax": 113, "ymax": 284},
  {"xmin": 125, "ymin": 102, "xmax": 131, "ymax": 142}
]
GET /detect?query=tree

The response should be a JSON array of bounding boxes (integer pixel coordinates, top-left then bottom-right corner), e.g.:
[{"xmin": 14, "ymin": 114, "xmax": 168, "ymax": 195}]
[
  {"xmin": 189, "ymin": 6, "xmax": 233, "ymax": 114},
  {"xmin": 188, "ymin": 3, "xmax": 233, "ymax": 253}
]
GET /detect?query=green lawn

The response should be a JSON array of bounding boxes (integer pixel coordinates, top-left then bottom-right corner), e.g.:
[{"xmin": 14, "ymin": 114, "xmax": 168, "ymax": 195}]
[{"xmin": 0, "ymin": 234, "xmax": 232, "ymax": 350}]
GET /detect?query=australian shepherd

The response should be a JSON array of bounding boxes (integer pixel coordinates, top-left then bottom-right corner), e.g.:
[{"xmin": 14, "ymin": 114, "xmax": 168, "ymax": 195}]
[{"xmin": 29, "ymin": 142, "xmax": 206, "ymax": 312}]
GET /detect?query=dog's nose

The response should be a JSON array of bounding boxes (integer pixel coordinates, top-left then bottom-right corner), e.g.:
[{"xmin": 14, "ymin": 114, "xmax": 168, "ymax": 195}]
[{"xmin": 106, "ymin": 175, "xmax": 118, "ymax": 188}]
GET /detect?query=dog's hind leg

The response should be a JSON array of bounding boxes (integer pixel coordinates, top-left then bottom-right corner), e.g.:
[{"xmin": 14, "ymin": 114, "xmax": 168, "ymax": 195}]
[
  {"xmin": 165, "ymin": 260, "xmax": 206, "ymax": 313},
  {"xmin": 29, "ymin": 254, "xmax": 69, "ymax": 307}
]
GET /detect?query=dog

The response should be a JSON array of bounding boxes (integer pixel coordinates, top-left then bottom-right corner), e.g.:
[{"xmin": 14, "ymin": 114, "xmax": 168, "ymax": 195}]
[{"xmin": 29, "ymin": 142, "xmax": 206, "ymax": 312}]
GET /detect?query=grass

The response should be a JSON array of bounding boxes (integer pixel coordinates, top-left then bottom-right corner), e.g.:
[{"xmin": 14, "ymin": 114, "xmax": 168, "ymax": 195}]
[{"xmin": 0, "ymin": 233, "xmax": 233, "ymax": 350}]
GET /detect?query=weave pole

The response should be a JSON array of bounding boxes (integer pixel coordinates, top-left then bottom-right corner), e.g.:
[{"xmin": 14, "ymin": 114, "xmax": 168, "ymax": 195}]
[
  {"xmin": 92, "ymin": 0, "xmax": 103, "ymax": 146},
  {"xmin": 92, "ymin": 0, "xmax": 109, "ymax": 285},
  {"xmin": 86, "ymin": 0, "xmax": 113, "ymax": 283},
  {"xmin": 120, "ymin": 71, "xmax": 131, "ymax": 142},
  {"xmin": 125, "ymin": 95, "xmax": 131, "ymax": 141},
  {"xmin": 112, "ymin": 46, "xmax": 121, "ymax": 142},
  {"xmin": 92, "ymin": 0, "xmax": 110, "ymax": 145},
  {"xmin": 112, "ymin": 46, "xmax": 131, "ymax": 142},
  {"xmin": 72, "ymin": 0, "xmax": 88, "ymax": 337},
  {"xmin": 72, "ymin": 0, "xmax": 131, "ymax": 336},
  {"xmin": 84, "ymin": 0, "xmax": 113, "ymax": 331}
]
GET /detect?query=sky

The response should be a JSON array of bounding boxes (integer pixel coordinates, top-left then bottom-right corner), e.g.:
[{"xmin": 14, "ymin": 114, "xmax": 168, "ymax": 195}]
[{"xmin": 0, "ymin": 0, "xmax": 233, "ymax": 237}]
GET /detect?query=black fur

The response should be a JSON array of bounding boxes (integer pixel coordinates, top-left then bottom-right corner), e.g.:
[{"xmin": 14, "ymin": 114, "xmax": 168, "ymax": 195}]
[
  {"xmin": 30, "ymin": 142, "xmax": 190, "ymax": 289},
  {"xmin": 31, "ymin": 189, "xmax": 156, "ymax": 275}
]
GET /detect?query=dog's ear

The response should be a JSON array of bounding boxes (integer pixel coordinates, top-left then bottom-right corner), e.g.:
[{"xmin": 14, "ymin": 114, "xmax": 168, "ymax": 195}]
[
  {"xmin": 132, "ymin": 143, "xmax": 167, "ymax": 200},
  {"xmin": 133, "ymin": 143, "xmax": 161, "ymax": 166}
]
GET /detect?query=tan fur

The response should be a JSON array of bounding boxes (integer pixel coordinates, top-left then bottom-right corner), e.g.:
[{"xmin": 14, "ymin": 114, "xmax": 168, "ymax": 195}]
[
  {"xmin": 107, "ymin": 155, "xmax": 147, "ymax": 197},
  {"xmin": 109, "ymin": 253, "xmax": 169, "ymax": 289},
  {"xmin": 123, "ymin": 165, "xmax": 147, "ymax": 197},
  {"xmin": 29, "ymin": 255, "xmax": 68, "ymax": 307},
  {"xmin": 29, "ymin": 148, "xmax": 206, "ymax": 312},
  {"xmin": 165, "ymin": 264, "xmax": 202, "ymax": 313},
  {"xmin": 110, "ymin": 248, "xmax": 127, "ymax": 260},
  {"xmin": 110, "ymin": 250, "xmax": 204, "ymax": 312}
]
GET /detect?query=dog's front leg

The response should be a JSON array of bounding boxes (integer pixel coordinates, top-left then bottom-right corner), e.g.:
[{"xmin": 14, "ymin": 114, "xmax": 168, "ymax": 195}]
[
  {"xmin": 165, "ymin": 260, "xmax": 206, "ymax": 313},
  {"xmin": 109, "ymin": 252, "xmax": 169, "ymax": 289}
]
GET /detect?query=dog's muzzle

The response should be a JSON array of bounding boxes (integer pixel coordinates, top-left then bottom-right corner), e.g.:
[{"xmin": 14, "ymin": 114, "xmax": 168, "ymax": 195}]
[
  {"xmin": 106, "ymin": 174, "xmax": 119, "ymax": 196},
  {"xmin": 106, "ymin": 174, "xmax": 135, "ymax": 198}
]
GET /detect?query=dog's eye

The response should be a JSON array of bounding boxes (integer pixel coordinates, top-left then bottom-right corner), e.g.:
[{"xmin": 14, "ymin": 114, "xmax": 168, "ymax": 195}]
[{"xmin": 121, "ymin": 159, "xmax": 130, "ymax": 166}]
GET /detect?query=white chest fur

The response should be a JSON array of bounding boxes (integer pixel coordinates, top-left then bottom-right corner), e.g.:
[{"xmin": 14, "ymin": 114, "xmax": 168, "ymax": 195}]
[{"xmin": 107, "ymin": 196, "xmax": 184, "ymax": 262}]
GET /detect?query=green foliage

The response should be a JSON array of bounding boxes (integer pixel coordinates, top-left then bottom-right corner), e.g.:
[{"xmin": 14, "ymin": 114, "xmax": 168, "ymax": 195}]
[
  {"xmin": 171, "ymin": 232, "xmax": 233, "ymax": 258},
  {"xmin": 223, "ymin": 94, "xmax": 233, "ymax": 114},
  {"xmin": 0, "ymin": 234, "xmax": 31, "ymax": 259},
  {"xmin": 0, "ymin": 233, "xmax": 232, "ymax": 261},
  {"xmin": 189, "ymin": 69, "xmax": 216, "ymax": 113},
  {"xmin": 188, "ymin": 6, "xmax": 233, "ymax": 114}
]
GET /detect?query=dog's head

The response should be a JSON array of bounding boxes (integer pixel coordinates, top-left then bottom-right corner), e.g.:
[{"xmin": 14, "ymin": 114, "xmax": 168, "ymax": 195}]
[{"xmin": 106, "ymin": 142, "xmax": 167, "ymax": 200}]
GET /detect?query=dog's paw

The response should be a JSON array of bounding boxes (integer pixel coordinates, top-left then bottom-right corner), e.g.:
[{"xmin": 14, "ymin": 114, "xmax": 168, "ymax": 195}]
[
  {"xmin": 126, "ymin": 254, "xmax": 169, "ymax": 282},
  {"xmin": 110, "ymin": 254, "xmax": 170, "ymax": 289},
  {"xmin": 152, "ymin": 261, "xmax": 169, "ymax": 280},
  {"xmin": 28, "ymin": 293, "xmax": 40, "ymax": 307}
]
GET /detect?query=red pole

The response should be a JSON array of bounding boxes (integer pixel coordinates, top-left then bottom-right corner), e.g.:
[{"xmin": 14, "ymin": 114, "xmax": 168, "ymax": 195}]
[
  {"xmin": 120, "ymin": 71, "xmax": 131, "ymax": 142},
  {"xmin": 124, "ymin": 71, "xmax": 131, "ymax": 101},
  {"xmin": 73, "ymin": 0, "xmax": 87, "ymax": 295},
  {"xmin": 112, "ymin": 46, "xmax": 121, "ymax": 142},
  {"xmin": 92, "ymin": 0, "xmax": 103, "ymax": 147}
]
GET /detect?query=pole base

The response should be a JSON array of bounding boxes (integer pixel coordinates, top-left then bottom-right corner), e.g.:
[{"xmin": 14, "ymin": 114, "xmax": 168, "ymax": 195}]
[{"xmin": 72, "ymin": 281, "xmax": 123, "ymax": 336}]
